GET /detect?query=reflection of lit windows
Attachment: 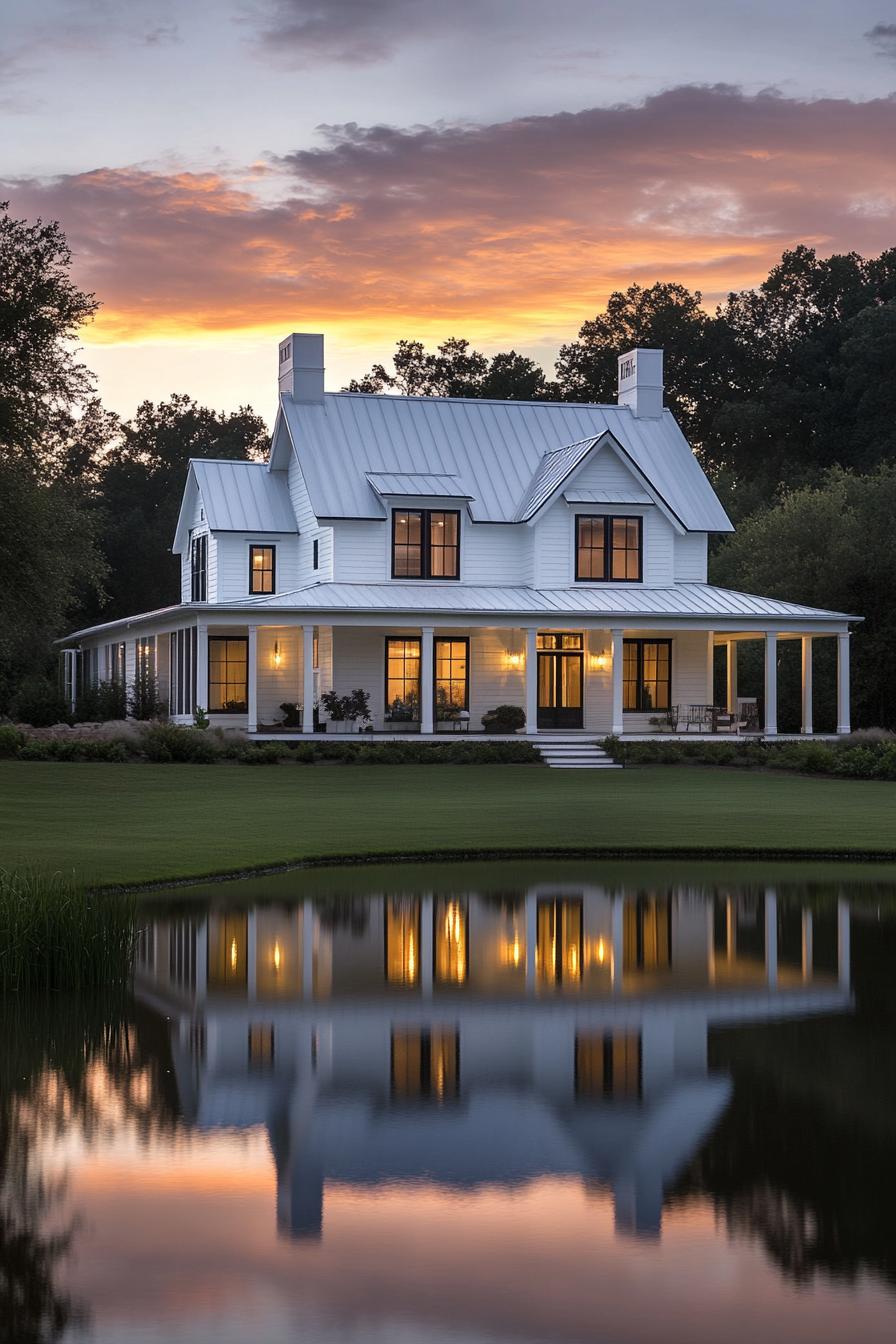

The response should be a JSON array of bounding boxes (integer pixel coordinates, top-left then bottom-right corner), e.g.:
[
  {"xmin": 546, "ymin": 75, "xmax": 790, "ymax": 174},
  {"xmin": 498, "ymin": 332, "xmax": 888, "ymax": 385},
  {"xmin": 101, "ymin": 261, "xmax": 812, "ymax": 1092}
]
[
  {"xmin": 391, "ymin": 1029, "xmax": 459, "ymax": 1103},
  {"xmin": 575, "ymin": 1033, "xmax": 642, "ymax": 1099},
  {"xmin": 385, "ymin": 899, "xmax": 421, "ymax": 986},
  {"xmin": 248, "ymin": 1024, "xmax": 274, "ymax": 1069},
  {"xmin": 623, "ymin": 895, "xmax": 672, "ymax": 972},
  {"xmin": 536, "ymin": 899, "xmax": 583, "ymax": 987},
  {"xmin": 208, "ymin": 914, "xmax": 248, "ymax": 991},
  {"xmin": 435, "ymin": 898, "xmax": 468, "ymax": 985}
]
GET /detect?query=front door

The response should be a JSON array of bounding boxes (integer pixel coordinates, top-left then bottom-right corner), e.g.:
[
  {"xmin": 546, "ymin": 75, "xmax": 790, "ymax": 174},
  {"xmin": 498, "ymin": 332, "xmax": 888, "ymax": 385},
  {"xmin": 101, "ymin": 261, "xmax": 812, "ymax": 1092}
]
[{"xmin": 537, "ymin": 633, "xmax": 584, "ymax": 729}]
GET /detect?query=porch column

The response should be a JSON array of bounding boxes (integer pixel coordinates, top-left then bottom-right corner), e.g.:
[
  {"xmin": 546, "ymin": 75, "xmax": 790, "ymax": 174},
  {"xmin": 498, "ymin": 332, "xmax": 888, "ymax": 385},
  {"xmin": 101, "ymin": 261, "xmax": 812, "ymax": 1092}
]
[
  {"xmin": 706, "ymin": 631, "xmax": 715, "ymax": 704},
  {"xmin": 525, "ymin": 627, "xmax": 538, "ymax": 735},
  {"xmin": 725, "ymin": 640, "xmax": 738, "ymax": 713},
  {"xmin": 764, "ymin": 888, "xmax": 778, "ymax": 989},
  {"xmin": 302, "ymin": 624, "xmax": 315, "ymax": 735},
  {"xmin": 610, "ymin": 628, "xmax": 624, "ymax": 737},
  {"xmin": 837, "ymin": 896, "xmax": 851, "ymax": 990},
  {"xmin": 195, "ymin": 623, "xmax": 208, "ymax": 713},
  {"xmin": 764, "ymin": 632, "xmax": 778, "ymax": 736},
  {"xmin": 800, "ymin": 635, "xmax": 813, "ymax": 735},
  {"xmin": 420, "ymin": 626, "xmax": 435, "ymax": 735},
  {"xmin": 837, "ymin": 632, "xmax": 851, "ymax": 735},
  {"xmin": 247, "ymin": 624, "xmax": 258, "ymax": 733},
  {"xmin": 247, "ymin": 910, "xmax": 257, "ymax": 1001},
  {"xmin": 725, "ymin": 895, "xmax": 736, "ymax": 963},
  {"xmin": 801, "ymin": 909, "xmax": 813, "ymax": 983}
]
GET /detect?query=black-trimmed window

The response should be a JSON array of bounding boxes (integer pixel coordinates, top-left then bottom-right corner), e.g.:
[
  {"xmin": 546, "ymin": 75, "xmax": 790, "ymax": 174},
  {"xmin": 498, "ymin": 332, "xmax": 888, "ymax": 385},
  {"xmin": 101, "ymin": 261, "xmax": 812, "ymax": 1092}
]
[
  {"xmin": 208, "ymin": 636, "xmax": 248, "ymax": 713},
  {"xmin": 190, "ymin": 533, "xmax": 208, "ymax": 601},
  {"xmin": 385, "ymin": 637, "xmax": 421, "ymax": 717},
  {"xmin": 312, "ymin": 538, "xmax": 319, "ymax": 570},
  {"xmin": 623, "ymin": 638, "xmax": 671, "ymax": 712},
  {"xmin": 575, "ymin": 515, "xmax": 642, "ymax": 582},
  {"xmin": 249, "ymin": 545, "xmax": 275, "ymax": 594},
  {"xmin": 434, "ymin": 637, "xmax": 469, "ymax": 716},
  {"xmin": 392, "ymin": 510, "xmax": 460, "ymax": 579}
]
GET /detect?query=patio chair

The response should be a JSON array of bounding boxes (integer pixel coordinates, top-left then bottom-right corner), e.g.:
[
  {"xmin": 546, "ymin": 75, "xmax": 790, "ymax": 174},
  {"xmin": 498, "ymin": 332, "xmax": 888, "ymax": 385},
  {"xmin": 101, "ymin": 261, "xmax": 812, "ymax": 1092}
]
[{"xmin": 683, "ymin": 704, "xmax": 709, "ymax": 732}]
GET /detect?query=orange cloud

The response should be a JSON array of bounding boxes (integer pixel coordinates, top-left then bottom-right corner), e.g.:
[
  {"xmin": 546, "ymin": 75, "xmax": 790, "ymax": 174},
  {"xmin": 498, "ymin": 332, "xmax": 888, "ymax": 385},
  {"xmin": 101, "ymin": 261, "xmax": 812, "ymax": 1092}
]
[{"xmin": 5, "ymin": 85, "xmax": 896, "ymax": 352}]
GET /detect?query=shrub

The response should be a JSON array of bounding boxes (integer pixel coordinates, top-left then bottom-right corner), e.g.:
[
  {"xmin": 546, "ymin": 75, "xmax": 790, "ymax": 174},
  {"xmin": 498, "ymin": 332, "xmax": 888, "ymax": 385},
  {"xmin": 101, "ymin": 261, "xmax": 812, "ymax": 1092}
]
[
  {"xmin": 193, "ymin": 705, "xmax": 210, "ymax": 730},
  {"xmin": 140, "ymin": 723, "xmax": 222, "ymax": 763},
  {"xmin": 240, "ymin": 742, "xmax": 291, "ymax": 764},
  {"xmin": 0, "ymin": 725, "xmax": 25, "ymax": 757},
  {"xmin": 128, "ymin": 665, "xmax": 166, "ymax": 721},
  {"xmin": 76, "ymin": 679, "xmax": 127, "ymax": 722},
  {"xmin": 9, "ymin": 677, "xmax": 71, "ymax": 727},
  {"xmin": 481, "ymin": 704, "xmax": 526, "ymax": 734}
]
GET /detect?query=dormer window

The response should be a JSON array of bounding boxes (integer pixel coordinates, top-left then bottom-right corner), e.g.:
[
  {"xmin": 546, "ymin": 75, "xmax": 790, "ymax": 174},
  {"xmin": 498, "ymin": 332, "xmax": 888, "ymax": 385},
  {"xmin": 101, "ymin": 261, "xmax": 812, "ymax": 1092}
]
[
  {"xmin": 190, "ymin": 533, "xmax": 207, "ymax": 601},
  {"xmin": 392, "ymin": 509, "xmax": 460, "ymax": 580},
  {"xmin": 575, "ymin": 515, "xmax": 642, "ymax": 582},
  {"xmin": 249, "ymin": 545, "xmax": 275, "ymax": 594}
]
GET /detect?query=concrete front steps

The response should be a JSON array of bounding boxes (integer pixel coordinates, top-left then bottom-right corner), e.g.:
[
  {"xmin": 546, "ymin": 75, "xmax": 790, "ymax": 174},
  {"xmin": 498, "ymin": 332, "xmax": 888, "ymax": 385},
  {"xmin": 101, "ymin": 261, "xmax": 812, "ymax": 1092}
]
[{"xmin": 536, "ymin": 737, "xmax": 623, "ymax": 770}]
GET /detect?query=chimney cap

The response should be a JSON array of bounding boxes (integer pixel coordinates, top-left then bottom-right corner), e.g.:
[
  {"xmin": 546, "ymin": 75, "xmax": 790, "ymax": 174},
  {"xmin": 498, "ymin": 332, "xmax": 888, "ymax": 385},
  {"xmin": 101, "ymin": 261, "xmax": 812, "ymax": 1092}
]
[
  {"xmin": 617, "ymin": 347, "xmax": 663, "ymax": 418},
  {"xmin": 278, "ymin": 332, "xmax": 325, "ymax": 402}
]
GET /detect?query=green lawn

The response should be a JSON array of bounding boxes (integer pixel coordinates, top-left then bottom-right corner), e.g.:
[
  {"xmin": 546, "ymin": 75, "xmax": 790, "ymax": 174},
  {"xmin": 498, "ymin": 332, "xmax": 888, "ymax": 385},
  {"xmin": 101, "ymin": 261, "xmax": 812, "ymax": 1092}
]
[{"xmin": 2, "ymin": 761, "xmax": 896, "ymax": 887}]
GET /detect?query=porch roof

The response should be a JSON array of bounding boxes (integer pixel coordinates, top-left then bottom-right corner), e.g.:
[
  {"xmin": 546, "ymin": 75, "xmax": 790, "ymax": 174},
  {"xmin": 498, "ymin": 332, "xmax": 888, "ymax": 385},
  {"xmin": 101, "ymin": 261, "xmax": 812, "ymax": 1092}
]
[{"xmin": 239, "ymin": 580, "xmax": 858, "ymax": 623}]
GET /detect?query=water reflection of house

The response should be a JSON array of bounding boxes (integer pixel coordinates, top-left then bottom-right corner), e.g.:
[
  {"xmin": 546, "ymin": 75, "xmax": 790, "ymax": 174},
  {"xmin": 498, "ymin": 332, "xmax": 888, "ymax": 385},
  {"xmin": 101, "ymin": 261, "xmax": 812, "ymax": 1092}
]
[{"xmin": 135, "ymin": 887, "xmax": 851, "ymax": 1241}]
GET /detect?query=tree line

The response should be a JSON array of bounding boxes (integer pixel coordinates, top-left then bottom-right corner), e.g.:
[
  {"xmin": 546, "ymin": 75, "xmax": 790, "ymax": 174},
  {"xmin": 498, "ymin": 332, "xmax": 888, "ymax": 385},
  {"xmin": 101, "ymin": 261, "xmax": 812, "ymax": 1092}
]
[{"xmin": 2, "ymin": 199, "xmax": 895, "ymax": 724}]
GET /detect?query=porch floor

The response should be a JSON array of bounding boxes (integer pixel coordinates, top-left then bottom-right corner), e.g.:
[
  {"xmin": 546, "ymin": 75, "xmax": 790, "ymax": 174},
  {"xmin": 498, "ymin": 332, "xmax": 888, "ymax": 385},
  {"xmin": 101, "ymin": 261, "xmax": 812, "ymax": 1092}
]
[{"xmin": 251, "ymin": 730, "xmax": 841, "ymax": 743}]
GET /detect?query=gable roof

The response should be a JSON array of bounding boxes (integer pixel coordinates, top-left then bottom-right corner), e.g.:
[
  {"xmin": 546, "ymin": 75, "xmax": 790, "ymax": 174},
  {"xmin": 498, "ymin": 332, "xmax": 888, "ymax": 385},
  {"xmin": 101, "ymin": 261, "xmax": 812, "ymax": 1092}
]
[
  {"xmin": 366, "ymin": 471, "xmax": 472, "ymax": 501},
  {"xmin": 173, "ymin": 459, "xmax": 296, "ymax": 553},
  {"xmin": 276, "ymin": 392, "xmax": 733, "ymax": 532}
]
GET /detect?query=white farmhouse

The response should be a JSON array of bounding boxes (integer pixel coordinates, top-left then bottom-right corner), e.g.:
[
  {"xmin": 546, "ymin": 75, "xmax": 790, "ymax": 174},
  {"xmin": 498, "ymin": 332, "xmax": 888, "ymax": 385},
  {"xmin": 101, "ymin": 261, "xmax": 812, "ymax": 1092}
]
[{"xmin": 60, "ymin": 333, "xmax": 857, "ymax": 740}]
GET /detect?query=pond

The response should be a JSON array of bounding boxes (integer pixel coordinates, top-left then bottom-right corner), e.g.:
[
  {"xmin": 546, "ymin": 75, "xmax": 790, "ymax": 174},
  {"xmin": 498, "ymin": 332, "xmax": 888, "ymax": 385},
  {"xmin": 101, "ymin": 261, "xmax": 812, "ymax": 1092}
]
[{"xmin": 3, "ymin": 859, "xmax": 896, "ymax": 1343}]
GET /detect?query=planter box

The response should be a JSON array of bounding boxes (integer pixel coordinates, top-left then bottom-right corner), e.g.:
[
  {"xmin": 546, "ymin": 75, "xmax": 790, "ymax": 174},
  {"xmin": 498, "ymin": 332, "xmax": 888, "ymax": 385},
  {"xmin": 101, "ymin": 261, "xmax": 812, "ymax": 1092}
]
[{"xmin": 384, "ymin": 719, "xmax": 421, "ymax": 733}]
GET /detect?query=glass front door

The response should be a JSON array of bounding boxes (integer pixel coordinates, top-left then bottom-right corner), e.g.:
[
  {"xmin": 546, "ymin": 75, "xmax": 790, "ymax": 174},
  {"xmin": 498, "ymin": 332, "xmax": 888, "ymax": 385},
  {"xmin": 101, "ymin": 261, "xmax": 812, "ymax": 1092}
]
[{"xmin": 537, "ymin": 633, "xmax": 584, "ymax": 729}]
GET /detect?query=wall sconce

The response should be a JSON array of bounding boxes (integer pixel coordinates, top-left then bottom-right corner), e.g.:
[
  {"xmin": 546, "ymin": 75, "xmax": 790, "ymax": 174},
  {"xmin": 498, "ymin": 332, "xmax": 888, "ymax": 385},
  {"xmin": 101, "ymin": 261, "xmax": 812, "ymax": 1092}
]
[
  {"xmin": 590, "ymin": 652, "xmax": 610, "ymax": 672},
  {"xmin": 506, "ymin": 651, "xmax": 523, "ymax": 670},
  {"xmin": 273, "ymin": 640, "xmax": 282, "ymax": 669}
]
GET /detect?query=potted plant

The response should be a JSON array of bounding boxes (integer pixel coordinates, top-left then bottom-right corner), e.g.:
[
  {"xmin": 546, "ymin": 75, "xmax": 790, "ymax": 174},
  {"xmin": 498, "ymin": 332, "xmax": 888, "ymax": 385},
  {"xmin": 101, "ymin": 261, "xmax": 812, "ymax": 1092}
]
[
  {"xmin": 345, "ymin": 688, "xmax": 372, "ymax": 730},
  {"xmin": 320, "ymin": 689, "xmax": 372, "ymax": 733},
  {"xmin": 481, "ymin": 704, "xmax": 526, "ymax": 734},
  {"xmin": 279, "ymin": 701, "xmax": 302, "ymax": 729},
  {"xmin": 436, "ymin": 686, "xmax": 470, "ymax": 732},
  {"xmin": 385, "ymin": 690, "xmax": 420, "ymax": 731},
  {"xmin": 320, "ymin": 689, "xmax": 350, "ymax": 732}
]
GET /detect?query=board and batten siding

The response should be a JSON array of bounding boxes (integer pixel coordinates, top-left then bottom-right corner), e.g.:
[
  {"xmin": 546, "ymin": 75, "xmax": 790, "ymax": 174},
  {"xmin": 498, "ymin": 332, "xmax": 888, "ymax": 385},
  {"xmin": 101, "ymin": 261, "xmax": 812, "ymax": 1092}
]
[{"xmin": 288, "ymin": 450, "xmax": 334, "ymax": 583}]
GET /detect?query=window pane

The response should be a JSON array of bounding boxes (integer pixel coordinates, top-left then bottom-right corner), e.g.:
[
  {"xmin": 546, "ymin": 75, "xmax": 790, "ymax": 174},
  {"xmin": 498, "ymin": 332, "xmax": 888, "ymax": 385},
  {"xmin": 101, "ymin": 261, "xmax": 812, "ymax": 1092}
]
[
  {"xmin": 386, "ymin": 637, "xmax": 421, "ymax": 713},
  {"xmin": 576, "ymin": 516, "xmax": 606, "ymax": 581},
  {"xmin": 209, "ymin": 637, "xmax": 248, "ymax": 712},
  {"xmin": 393, "ymin": 512, "xmax": 423, "ymax": 577},
  {"xmin": 435, "ymin": 639, "xmax": 468, "ymax": 714},
  {"xmin": 429, "ymin": 511, "xmax": 459, "ymax": 579},
  {"xmin": 610, "ymin": 516, "xmax": 641, "ymax": 582}
]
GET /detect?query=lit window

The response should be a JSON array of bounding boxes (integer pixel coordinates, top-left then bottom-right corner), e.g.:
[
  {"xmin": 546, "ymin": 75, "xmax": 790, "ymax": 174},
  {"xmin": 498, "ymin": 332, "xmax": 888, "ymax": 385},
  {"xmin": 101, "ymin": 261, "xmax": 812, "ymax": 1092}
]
[
  {"xmin": 208, "ymin": 637, "xmax": 248, "ymax": 712},
  {"xmin": 435, "ymin": 638, "xmax": 468, "ymax": 717},
  {"xmin": 190, "ymin": 533, "xmax": 208, "ymax": 601},
  {"xmin": 392, "ymin": 510, "xmax": 460, "ymax": 579},
  {"xmin": 623, "ymin": 639, "xmax": 671, "ymax": 712},
  {"xmin": 249, "ymin": 545, "xmax": 275, "ymax": 594},
  {"xmin": 575, "ymin": 515, "xmax": 642, "ymax": 582},
  {"xmin": 623, "ymin": 895, "xmax": 672, "ymax": 972},
  {"xmin": 385, "ymin": 637, "xmax": 421, "ymax": 719},
  {"xmin": 248, "ymin": 1024, "xmax": 274, "ymax": 1069},
  {"xmin": 536, "ymin": 899, "xmax": 583, "ymax": 988},
  {"xmin": 391, "ymin": 1029, "xmax": 459, "ymax": 1103}
]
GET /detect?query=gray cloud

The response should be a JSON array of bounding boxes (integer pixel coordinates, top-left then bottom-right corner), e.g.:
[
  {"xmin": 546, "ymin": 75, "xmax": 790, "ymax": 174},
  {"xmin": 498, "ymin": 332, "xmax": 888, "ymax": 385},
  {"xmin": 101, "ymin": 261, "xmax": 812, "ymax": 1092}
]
[
  {"xmin": 865, "ymin": 23, "xmax": 896, "ymax": 58},
  {"xmin": 250, "ymin": 0, "xmax": 455, "ymax": 64}
]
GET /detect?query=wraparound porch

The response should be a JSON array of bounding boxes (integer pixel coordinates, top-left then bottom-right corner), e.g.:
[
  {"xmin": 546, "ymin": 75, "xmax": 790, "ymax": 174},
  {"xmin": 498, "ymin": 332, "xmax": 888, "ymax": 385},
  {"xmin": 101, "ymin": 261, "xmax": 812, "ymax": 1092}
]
[{"xmin": 154, "ymin": 617, "xmax": 852, "ymax": 738}]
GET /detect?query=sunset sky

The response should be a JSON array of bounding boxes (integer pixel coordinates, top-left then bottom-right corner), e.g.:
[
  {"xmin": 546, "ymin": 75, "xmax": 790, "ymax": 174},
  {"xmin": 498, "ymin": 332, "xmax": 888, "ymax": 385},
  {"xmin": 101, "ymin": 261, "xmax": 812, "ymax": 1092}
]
[{"xmin": 4, "ymin": 0, "xmax": 896, "ymax": 422}]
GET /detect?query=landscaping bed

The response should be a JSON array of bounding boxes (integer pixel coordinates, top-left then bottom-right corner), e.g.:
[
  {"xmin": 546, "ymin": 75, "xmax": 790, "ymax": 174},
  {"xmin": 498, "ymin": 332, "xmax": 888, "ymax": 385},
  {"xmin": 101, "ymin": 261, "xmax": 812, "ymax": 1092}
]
[{"xmin": 602, "ymin": 730, "xmax": 896, "ymax": 781}]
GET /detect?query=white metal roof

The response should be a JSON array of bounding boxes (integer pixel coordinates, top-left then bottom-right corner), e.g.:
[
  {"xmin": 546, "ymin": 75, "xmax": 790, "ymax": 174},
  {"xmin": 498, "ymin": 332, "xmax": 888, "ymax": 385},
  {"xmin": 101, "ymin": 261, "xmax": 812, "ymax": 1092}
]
[
  {"xmin": 277, "ymin": 393, "xmax": 733, "ymax": 532},
  {"xmin": 366, "ymin": 471, "xmax": 472, "ymax": 500},
  {"xmin": 191, "ymin": 459, "xmax": 296, "ymax": 534},
  {"xmin": 563, "ymin": 487, "xmax": 653, "ymax": 505},
  {"xmin": 239, "ymin": 581, "xmax": 856, "ymax": 623}
]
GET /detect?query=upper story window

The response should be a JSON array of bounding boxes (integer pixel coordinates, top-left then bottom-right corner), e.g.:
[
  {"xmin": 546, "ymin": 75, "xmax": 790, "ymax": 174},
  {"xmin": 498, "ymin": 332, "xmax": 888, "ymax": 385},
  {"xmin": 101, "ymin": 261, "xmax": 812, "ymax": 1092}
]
[
  {"xmin": 190, "ymin": 533, "xmax": 208, "ymax": 602},
  {"xmin": 392, "ymin": 509, "xmax": 460, "ymax": 580},
  {"xmin": 312, "ymin": 538, "xmax": 319, "ymax": 570},
  {"xmin": 249, "ymin": 545, "xmax": 275, "ymax": 594},
  {"xmin": 575, "ymin": 515, "xmax": 642, "ymax": 582}
]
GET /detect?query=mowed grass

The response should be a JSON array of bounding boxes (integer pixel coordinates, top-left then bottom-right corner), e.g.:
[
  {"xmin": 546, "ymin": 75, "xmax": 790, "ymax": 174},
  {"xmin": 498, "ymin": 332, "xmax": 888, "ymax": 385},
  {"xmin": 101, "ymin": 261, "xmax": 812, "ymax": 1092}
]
[{"xmin": 2, "ymin": 761, "xmax": 896, "ymax": 887}]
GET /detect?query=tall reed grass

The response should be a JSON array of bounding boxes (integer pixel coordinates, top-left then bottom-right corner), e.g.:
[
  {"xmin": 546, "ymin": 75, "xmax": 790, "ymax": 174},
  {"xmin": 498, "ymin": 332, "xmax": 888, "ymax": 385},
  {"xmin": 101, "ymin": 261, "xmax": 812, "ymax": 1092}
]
[{"xmin": 0, "ymin": 870, "xmax": 137, "ymax": 993}]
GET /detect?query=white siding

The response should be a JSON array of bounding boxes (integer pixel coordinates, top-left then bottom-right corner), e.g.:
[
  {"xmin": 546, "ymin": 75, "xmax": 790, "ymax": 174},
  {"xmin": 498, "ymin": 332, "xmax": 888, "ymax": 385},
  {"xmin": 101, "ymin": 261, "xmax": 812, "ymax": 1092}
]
[
  {"xmin": 463, "ymin": 523, "xmax": 528, "ymax": 585},
  {"xmin": 674, "ymin": 532, "xmax": 708, "ymax": 583},
  {"xmin": 256, "ymin": 626, "xmax": 302, "ymax": 726},
  {"xmin": 617, "ymin": 629, "xmax": 711, "ymax": 734},
  {"xmin": 214, "ymin": 533, "xmax": 300, "ymax": 603},
  {"xmin": 288, "ymin": 450, "xmax": 333, "ymax": 583},
  {"xmin": 333, "ymin": 519, "xmax": 386, "ymax": 582}
]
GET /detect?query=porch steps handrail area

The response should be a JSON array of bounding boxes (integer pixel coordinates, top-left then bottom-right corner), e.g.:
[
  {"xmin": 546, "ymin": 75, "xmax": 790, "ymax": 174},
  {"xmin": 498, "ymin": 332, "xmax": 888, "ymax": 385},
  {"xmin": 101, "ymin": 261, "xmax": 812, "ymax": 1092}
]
[{"xmin": 535, "ymin": 737, "xmax": 622, "ymax": 770}]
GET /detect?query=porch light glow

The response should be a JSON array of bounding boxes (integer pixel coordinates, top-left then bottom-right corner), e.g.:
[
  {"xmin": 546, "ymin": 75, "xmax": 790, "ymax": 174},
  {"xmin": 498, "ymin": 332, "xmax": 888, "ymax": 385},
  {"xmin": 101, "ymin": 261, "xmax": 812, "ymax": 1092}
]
[
  {"xmin": 596, "ymin": 937, "xmax": 607, "ymax": 964},
  {"xmin": 230, "ymin": 938, "xmax": 238, "ymax": 973},
  {"xmin": 506, "ymin": 651, "xmax": 522, "ymax": 670},
  {"xmin": 273, "ymin": 640, "xmax": 282, "ymax": 669},
  {"xmin": 273, "ymin": 940, "xmax": 282, "ymax": 973},
  {"xmin": 591, "ymin": 652, "xmax": 610, "ymax": 672}
]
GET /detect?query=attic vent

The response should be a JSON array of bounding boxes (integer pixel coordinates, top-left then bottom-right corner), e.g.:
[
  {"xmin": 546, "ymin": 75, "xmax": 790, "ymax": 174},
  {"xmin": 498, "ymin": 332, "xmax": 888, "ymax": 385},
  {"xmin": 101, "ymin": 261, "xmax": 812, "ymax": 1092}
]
[
  {"xmin": 278, "ymin": 332, "xmax": 324, "ymax": 402},
  {"xmin": 280, "ymin": 343, "xmax": 291, "ymax": 364}
]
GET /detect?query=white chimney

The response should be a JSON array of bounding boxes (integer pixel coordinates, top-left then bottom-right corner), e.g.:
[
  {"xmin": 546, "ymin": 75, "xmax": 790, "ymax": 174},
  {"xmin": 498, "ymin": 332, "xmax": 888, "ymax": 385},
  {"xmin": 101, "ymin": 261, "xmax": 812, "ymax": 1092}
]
[
  {"xmin": 278, "ymin": 332, "xmax": 325, "ymax": 402},
  {"xmin": 617, "ymin": 348, "xmax": 663, "ymax": 418}
]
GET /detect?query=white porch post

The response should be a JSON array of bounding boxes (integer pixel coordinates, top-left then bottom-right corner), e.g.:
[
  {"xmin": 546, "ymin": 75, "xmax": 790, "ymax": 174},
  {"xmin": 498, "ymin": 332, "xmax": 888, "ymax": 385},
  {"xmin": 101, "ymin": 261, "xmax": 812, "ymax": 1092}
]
[
  {"xmin": 800, "ymin": 635, "xmax": 813, "ymax": 735},
  {"xmin": 302, "ymin": 624, "xmax": 315, "ymax": 735},
  {"xmin": 247, "ymin": 624, "xmax": 258, "ymax": 733},
  {"xmin": 610, "ymin": 628, "xmax": 624, "ymax": 736},
  {"xmin": 611, "ymin": 895, "xmax": 625, "ymax": 991},
  {"xmin": 195, "ymin": 623, "xmax": 208, "ymax": 713},
  {"xmin": 302, "ymin": 898, "xmax": 314, "ymax": 999},
  {"xmin": 764, "ymin": 632, "xmax": 778, "ymax": 736},
  {"xmin": 837, "ymin": 632, "xmax": 851, "ymax": 735},
  {"xmin": 525, "ymin": 627, "xmax": 538, "ymax": 736},
  {"xmin": 764, "ymin": 888, "xmax": 778, "ymax": 989},
  {"xmin": 725, "ymin": 639, "xmax": 738, "ymax": 713},
  {"xmin": 420, "ymin": 894, "xmax": 434, "ymax": 997},
  {"xmin": 706, "ymin": 631, "xmax": 715, "ymax": 704},
  {"xmin": 420, "ymin": 626, "xmax": 435, "ymax": 735}
]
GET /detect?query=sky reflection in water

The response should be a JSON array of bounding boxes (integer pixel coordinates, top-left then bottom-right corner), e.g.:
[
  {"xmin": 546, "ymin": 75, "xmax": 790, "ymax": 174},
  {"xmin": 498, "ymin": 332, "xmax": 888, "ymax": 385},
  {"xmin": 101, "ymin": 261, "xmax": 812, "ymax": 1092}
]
[{"xmin": 3, "ymin": 860, "xmax": 896, "ymax": 1344}]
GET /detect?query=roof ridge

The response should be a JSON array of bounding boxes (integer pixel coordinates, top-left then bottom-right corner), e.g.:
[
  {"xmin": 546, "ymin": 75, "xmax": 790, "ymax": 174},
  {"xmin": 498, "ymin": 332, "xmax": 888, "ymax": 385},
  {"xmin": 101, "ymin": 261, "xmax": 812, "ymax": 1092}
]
[{"xmin": 323, "ymin": 390, "xmax": 625, "ymax": 410}]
